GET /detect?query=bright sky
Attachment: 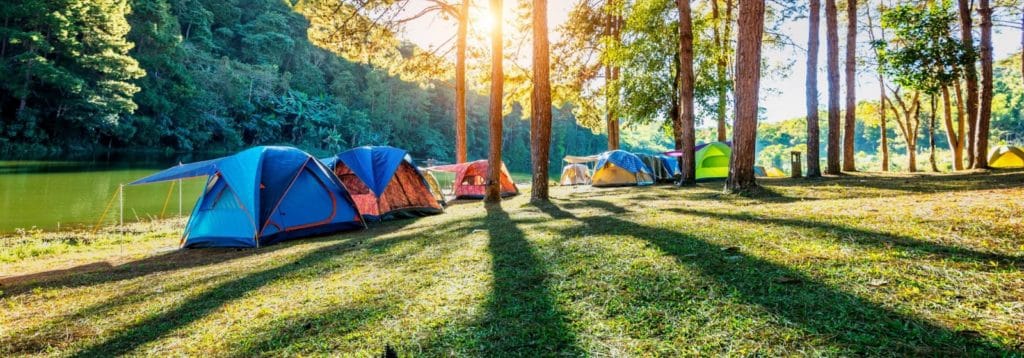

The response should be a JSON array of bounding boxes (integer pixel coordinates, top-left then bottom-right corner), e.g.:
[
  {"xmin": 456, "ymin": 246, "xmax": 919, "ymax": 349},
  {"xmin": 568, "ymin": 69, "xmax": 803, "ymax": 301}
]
[{"xmin": 397, "ymin": 2, "xmax": 1022, "ymax": 123}]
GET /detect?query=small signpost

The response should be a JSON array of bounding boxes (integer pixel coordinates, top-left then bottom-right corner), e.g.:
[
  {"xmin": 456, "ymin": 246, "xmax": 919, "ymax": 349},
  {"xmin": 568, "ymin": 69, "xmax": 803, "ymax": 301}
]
[{"xmin": 790, "ymin": 151, "xmax": 802, "ymax": 178}]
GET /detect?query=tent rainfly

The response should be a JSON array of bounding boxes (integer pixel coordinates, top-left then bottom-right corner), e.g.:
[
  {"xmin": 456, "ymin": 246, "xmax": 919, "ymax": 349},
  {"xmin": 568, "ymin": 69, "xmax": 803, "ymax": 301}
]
[
  {"xmin": 592, "ymin": 150, "xmax": 654, "ymax": 187},
  {"xmin": 322, "ymin": 146, "xmax": 444, "ymax": 221}
]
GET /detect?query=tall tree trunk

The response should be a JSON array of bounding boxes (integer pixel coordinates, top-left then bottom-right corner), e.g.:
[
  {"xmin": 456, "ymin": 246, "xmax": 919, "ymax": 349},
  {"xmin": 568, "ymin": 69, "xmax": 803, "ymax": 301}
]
[
  {"xmin": 712, "ymin": 0, "xmax": 732, "ymax": 142},
  {"xmin": 604, "ymin": 9, "xmax": 620, "ymax": 150},
  {"xmin": 928, "ymin": 94, "xmax": 939, "ymax": 172},
  {"xmin": 954, "ymin": 79, "xmax": 966, "ymax": 167},
  {"xmin": 484, "ymin": 0, "xmax": 504, "ymax": 203},
  {"xmin": 866, "ymin": 1, "xmax": 888, "ymax": 172},
  {"xmin": 975, "ymin": 0, "xmax": 993, "ymax": 169},
  {"xmin": 671, "ymin": 51, "xmax": 683, "ymax": 178},
  {"xmin": 879, "ymin": 77, "xmax": 889, "ymax": 171},
  {"xmin": 842, "ymin": 0, "xmax": 856, "ymax": 172},
  {"xmin": 530, "ymin": 0, "xmax": 552, "ymax": 202},
  {"xmin": 825, "ymin": 0, "xmax": 841, "ymax": 175},
  {"xmin": 455, "ymin": 0, "xmax": 469, "ymax": 163},
  {"xmin": 958, "ymin": 0, "xmax": 979, "ymax": 168},
  {"xmin": 910, "ymin": 95, "xmax": 920, "ymax": 172},
  {"xmin": 806, "ymin": 0, "xmax": 822, "ymax": 177},
  {"xmin": 941, "ymin": 85, "xmax": 963, "ymax": 170},
  {"xmin": 677, "ymin": 0, "xmax": 696, "ymax": 185},
  {"xmin": 725, "ymin": 0, "xmax": 765, "ymax": 193}
]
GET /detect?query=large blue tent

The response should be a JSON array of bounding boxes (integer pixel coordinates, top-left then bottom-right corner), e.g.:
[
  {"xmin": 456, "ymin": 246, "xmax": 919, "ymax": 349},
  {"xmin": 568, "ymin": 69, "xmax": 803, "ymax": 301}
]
[
  {"xmin": 323, "ymin": 146, "xmax": 443, "ymax": 221},
  {"xmin": 131, "ymin": 146, "xmax": 364, "ymax": 248}
]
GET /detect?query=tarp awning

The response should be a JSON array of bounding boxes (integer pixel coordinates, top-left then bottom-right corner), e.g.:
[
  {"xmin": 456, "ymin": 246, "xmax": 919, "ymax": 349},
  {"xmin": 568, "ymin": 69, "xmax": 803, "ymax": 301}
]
[
  {"xmin": 425, "ymin": 162, "xmax": 467, "ymax": 173},
  {"xmin": 129, "ymin": 158, "xmax": 221, "ymax": 185},
  {"xmin": 564, "ymin": 155, "xmax": 600, "ymax": 164}
]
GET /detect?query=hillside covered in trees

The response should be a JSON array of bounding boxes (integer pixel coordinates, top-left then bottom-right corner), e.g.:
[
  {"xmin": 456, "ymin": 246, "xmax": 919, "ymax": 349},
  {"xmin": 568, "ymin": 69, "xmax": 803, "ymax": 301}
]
[
  {"xmin": 2, "ymin": 0, "xmax": 1023, "ymax": 173},
  {"xmin": 0, "ymin": 0, "xmax": 638, "ymax": 171}
]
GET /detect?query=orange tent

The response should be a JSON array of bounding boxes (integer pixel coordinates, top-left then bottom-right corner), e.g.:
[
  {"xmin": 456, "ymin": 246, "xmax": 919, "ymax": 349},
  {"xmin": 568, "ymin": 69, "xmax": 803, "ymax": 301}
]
[
  {"xmin": 429, "ymin": 160, "xmax": 518, "ymax": 199},
  {"xmin": 325, "ymin": 146, "xmax": 443, "ymax": 221}
]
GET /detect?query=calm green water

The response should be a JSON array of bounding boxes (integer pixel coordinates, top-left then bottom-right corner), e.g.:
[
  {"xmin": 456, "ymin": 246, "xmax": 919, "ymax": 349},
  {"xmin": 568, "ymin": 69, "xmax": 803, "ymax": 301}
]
[{"xmin": 0, "ymin": 153, "xmax": 218, "ymax": 234}]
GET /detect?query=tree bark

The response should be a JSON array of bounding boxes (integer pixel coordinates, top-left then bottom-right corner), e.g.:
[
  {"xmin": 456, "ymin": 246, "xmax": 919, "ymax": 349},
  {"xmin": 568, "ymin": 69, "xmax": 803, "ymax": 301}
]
[
  {"xmin": 677, "ymin": 0, "xmax": 696, "ymax": 185},
  {"xmin": 712, "ymin": 0, "xmax": 732, "ymax": 142},
  {"xmin": 725, "ymin": 0, "xmax": 764, "ymax": 193},
  {"xmin": 879, "ymin": 76, "xmax": 889, "ymax": 171},
  {"xmin": 806, "ymin": 0, "xmax": 822, "ymax": 178},
  {"xmin": 842, "ymin": 0, "xmax": 856, "ymax": 172},
  {"xmin": 958, "ymin": 0, "xmax": 979, "ymax": 168},
  {"xmin": 604, "ymin": 9, "xmax": 621, "ymax": 151},
  {"xmin": 954, "ymin": 79, "xmax": 967, "ymax": 167},
  {"xmin": 825, "ymin": 0, "xmax": 841, "ymax": 175},
  {"xmin": 928, "ymin": 94, "xmax": 939, "ymax": 172},
  {"xmin": 866, "ymin": 1, "xmax": 888, "ymax": 172},
  {"xmin": 910, "ymin": 94, "xmax": 920, "ymax": 172},
  {"xmin": 974, "ymin": 0, "xmax": 993, "ymax": 169},
  {"xmin": 484, "ymin": 0, "xmax": 504, "ymax": 203},
  {"xmin": 530, "ymin": 0, "xmax": 552, "ymax": 202},
  {"xmin": 455, "ymin": 0, "xmax": 469, "ymax": 163},
  {"xmin": 941, "ymin": 85, "xmax": 963, "ymax": 170}
]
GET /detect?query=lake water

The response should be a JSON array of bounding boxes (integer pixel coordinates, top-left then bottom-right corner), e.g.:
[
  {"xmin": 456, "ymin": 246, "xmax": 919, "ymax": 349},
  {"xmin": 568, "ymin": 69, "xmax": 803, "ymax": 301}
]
[
  {"xmin": 0, "ymin": 153, "xmax": 218, "ymax": 234},
  {"xmin": 0, "ymin": 152, "xmax": 542, "ymax": 234}
]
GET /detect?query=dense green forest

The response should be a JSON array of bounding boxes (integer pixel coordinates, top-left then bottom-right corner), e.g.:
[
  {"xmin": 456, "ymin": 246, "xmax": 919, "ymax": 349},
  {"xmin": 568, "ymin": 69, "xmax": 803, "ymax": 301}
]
[
  {"xmin": 0, "ymin": 0, "xmax": 623, "ymax": 172},
  {"xmin": 0, "ymin": 0, "xmax": 1021, "ymax": 172}
]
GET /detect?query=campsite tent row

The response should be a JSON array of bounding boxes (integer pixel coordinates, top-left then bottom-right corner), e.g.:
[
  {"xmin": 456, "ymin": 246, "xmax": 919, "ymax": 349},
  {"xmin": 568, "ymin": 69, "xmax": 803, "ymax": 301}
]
[
  {"xmin": 564, "ymin": 142, "xmax": 789, "ymax": 186},
  {"xmin": 130, "ymin": 146, "xmax": 511, "ymax": 249}
]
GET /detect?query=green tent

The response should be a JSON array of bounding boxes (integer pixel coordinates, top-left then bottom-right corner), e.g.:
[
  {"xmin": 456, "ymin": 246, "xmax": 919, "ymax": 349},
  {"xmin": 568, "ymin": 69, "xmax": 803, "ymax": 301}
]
[{"xmin": 696, "ymin": 142, "xmax": 731, "ymax": 180}]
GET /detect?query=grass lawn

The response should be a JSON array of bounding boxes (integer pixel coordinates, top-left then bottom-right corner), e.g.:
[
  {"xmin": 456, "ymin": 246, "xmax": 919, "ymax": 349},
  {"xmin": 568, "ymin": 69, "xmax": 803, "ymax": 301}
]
[{"xmin": 1, "ymin": 170, "xmax": 1023, "ymax": 356}]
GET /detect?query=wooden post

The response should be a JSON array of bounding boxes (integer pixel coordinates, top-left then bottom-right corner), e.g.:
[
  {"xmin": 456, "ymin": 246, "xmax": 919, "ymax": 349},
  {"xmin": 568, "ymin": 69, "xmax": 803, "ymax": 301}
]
[{"xmin": 790, "ymin": 151, "xmax": 803, "ymax": 178}]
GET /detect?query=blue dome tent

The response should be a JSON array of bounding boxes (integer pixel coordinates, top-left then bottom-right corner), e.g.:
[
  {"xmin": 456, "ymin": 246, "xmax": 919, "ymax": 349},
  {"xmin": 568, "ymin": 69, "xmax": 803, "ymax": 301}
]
[{"xmin": 130, "ymin": 146, "xmax": 365, "ymax": 248}]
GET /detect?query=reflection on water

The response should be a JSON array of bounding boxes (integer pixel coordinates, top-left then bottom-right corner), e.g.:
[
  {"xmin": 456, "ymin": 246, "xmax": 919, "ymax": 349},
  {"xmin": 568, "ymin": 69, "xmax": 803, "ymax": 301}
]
[{"xmin": 0, "ymin": 152, "xmax": 222, "ymax": 234}]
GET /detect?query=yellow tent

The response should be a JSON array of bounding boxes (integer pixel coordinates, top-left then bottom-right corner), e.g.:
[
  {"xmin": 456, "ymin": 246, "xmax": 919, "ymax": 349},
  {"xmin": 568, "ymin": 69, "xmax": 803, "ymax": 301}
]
[
  {"xmin": 988, "ymin": 145, "xmax": 1024, "ymax": 168},
  {"xmin": 766, "ymin": 167, "xmax": 786, "ymax": 177}
]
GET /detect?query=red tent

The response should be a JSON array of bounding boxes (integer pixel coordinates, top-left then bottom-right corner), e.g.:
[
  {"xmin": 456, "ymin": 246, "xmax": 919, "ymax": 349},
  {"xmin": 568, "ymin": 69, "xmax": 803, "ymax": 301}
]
[{"xmin": 429, "ymin": 160, "xmax": 518, "ymax": 199}]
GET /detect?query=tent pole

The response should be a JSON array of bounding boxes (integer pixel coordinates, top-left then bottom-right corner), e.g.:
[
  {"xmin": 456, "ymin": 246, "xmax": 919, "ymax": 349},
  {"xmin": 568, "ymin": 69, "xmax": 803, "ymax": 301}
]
[
  {"xmin": 119, "ymin": 184, "xmax": 124, "ymax": 227},
  {"xmin": 178, "ymin": 178, "xmax": 183, "ymax": 216}
]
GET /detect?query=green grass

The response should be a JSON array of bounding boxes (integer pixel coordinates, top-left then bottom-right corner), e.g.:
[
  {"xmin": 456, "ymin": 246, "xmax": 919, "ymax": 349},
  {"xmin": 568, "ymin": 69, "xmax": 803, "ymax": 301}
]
[{"xmin": 1, "ymin": 170, "xmax": 1023, "ymax": 356}]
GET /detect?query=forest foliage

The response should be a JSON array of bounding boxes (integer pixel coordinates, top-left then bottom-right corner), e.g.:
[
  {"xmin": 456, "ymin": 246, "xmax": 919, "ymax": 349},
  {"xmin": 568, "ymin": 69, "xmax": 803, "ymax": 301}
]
[
  {"xmin": 0, "ymin": 0, "xmax": 619, "ymax": 172},
  {"xmin": 0, "ymin": 0, "xmax": 1022, "ymax": 172}
]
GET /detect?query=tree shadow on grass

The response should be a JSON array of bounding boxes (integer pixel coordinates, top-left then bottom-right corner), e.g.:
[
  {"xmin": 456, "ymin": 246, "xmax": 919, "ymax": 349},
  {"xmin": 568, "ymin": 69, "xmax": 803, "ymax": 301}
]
[
  {"xmin": 469, "ymin": 204, "xmax": 582, "ymax": 355},
  {"xmin": 769, "ymin": 169, "xmax": 1024, "ymax": 196},
  {"xmin": 669, "ymin": 208, "xmax": 1024, "ymax": 268},
  {"xmin": 535, "ymin": 200, "xmax": 1017, "ymax": 355},
  {"xmin": 0, "ymin": 219, "xmax": 420, "ymax": 297},
  {"xmin": 61, "ymin": 219, "xmax": 440, "ymax": 357},
  {"xmin": 226, "ymin": 304, "xmax": 388, "ymax": 357}
]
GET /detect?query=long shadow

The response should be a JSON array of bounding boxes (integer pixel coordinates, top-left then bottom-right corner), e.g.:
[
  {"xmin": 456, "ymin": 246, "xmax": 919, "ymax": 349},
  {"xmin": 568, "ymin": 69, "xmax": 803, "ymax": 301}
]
[
  {"xmin": 472, "ymin": 204, "xmax": 581, "ymax": 355},
  {"xmin": 0, "ymin": 219, "xmax": 421, "ymax": 297},
  {"xmin": 669, "ymin": 208, "xmax": 1024, "ymax": 268},
  {"xmin": 62, "ymin": 219, "xmax": 438, "ymax": 357},
  {"xmin": 768, "ymin": 169, "xmax": 1024, "ymax": 196},
  {"xmin": 228, "ymin": 304, "xmax": 388, "ymax": 357},
  {"xmin": 535, "ymin": 200, "xmax": 1016, "ymax": 355}
]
